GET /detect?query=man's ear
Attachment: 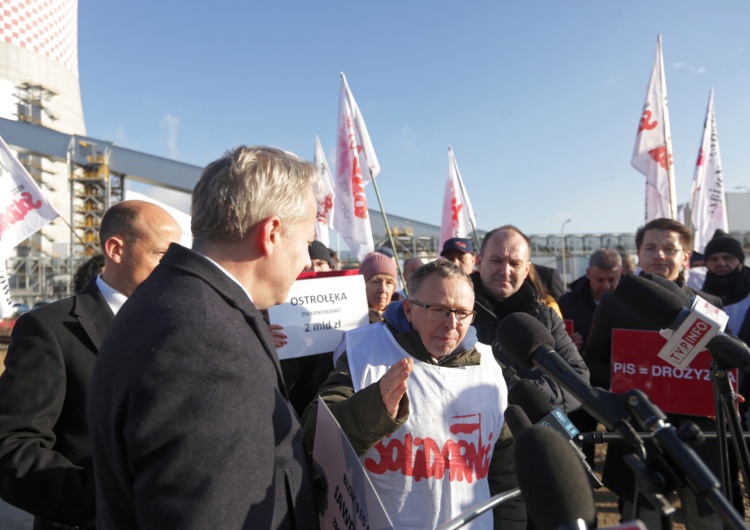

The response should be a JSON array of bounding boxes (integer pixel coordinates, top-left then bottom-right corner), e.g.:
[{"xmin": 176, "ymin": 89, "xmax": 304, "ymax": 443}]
[
  {"xmin": 474, "ymin": 254, "xmax": 482, "ymax": 269},
  {"xmin": 257, "ymin": 216, "xmax": 283, "ymax": 256},
  {"xmin": 103, "ymin": 236, "xmax": 125, "ymax": 264},
  {"xmin": 682, "ymin": 250, "xmax": 691, "ymax": 271},
  {"xmin": 403, "ymin": 299, "xmax": 413, "ymax": 323}
]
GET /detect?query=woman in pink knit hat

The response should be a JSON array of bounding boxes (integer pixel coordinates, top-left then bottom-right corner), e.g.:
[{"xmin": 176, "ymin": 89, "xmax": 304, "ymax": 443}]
[{"xmin": 360, "ymin": 251, "xmax": 401, "ymax": 323}]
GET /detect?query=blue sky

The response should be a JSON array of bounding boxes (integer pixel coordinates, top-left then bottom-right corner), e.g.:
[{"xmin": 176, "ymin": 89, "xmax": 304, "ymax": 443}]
[{"xmin": 78, "ymin": 1, "xmax": 750, "ymax": 238}]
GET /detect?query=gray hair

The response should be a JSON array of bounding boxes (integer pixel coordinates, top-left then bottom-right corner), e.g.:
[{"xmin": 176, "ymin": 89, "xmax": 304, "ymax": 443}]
[
  {"xmin": 191, "ymin": 146, "xmax": 320, "ymax": 244},
  {"xmin": 589, "ymin": 249, "xmax": 621, "ymax": 270},
  {"xmin": 409, "ymin": 259, "xmax": 473, "ymax": 299}
]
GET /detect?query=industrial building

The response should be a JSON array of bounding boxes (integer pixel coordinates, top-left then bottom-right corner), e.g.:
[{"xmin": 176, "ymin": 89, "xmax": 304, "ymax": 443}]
[{"xmin": 1, "ymin": 0, "xmax": 749, "ymax": 305}]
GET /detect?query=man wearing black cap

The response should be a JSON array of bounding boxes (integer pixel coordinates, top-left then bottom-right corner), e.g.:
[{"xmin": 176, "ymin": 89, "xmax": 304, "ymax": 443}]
[
  {"xmin": 308, "ymin": 240, "xmax": 333, "ymax": 271},
  {"xmin": 441, "ymin": 237, "xmax": 476, "ymax": 275},
  {"xmin": 702, "ymin": 233, "xmax": 750, "ymax": 342}
]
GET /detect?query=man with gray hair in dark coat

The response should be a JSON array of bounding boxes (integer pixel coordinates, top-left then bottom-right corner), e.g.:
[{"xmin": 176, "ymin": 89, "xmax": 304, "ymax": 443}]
[{"xmin": 89, "ymin": 146, "xmax": 320, "ymax": 529}]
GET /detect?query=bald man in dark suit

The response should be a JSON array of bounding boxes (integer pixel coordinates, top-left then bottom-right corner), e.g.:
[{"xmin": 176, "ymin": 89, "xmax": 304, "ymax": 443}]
[{"xmin": 0, "ymin": 200, "xmax": 180, "ymax": 530}]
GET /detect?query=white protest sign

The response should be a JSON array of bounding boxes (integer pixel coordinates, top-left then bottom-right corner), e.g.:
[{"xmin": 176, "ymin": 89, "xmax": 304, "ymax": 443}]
[
  {"xmin": 268, "ymin": 273, "xmax": 368, "ymax": 359},
  {"xmin": 314, "ymin": 400, "xmax": 392, "ymax": 530}
]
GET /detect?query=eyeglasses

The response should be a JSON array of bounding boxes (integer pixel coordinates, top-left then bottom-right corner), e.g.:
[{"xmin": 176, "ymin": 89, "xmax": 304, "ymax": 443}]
[
  {"xmin": 640, "ymin": 246, "xmax": 684, "ymax": 257},
  {"xmin": 409, "ymin": 300, "xmax": 476, "ymax": 324}
]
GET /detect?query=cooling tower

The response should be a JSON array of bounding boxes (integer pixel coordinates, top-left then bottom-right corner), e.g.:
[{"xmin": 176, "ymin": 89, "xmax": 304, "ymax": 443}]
[{"xmin": 0, "ymin": 0, "xmax": 86, "ymax": 257}]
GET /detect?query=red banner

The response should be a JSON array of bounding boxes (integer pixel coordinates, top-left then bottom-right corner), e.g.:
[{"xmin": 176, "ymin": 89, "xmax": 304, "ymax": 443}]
[{"xmin": 610, "ymin": 329, "xmax": 736, "ymax": 418}]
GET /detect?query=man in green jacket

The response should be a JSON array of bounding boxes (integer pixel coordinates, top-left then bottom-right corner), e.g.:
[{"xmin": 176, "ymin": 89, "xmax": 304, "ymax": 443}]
[{"xmin": 303, "ymin": 260, "xmax": 526, "ymax": 530}]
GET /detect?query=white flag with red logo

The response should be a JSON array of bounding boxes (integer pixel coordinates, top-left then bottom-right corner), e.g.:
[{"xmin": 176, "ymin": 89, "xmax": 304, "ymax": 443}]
[
  {"xmin": 632, "ymin": 35, "xmax": 677, "ymax": 221},
  {"xmin": 314, "ymin": 135, "xmax": 335, "ymax": 247},
  {"xmin": 0, "ymin": 133, "xmax": 61, "ymax": 317},
  {"xmin": 333, "ymin": 73, "xmax": 379, "ymax": 261},
  {"xmin": 439, "ymin": 146, "xmax": 477, "ymax": 252},
  {"xmin": 690, "ymin": 89, "xmax": 728, "ymax": 253}
]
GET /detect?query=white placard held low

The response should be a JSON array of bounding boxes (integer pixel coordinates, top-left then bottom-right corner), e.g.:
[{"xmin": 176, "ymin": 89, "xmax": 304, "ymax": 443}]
[
  {"xmin": 313, "ymin": 400, "xmax": 392, "ymax": 530},
  {"xmin": 267, "ymin": 273, "xmax": 369, "ymax": 360}
]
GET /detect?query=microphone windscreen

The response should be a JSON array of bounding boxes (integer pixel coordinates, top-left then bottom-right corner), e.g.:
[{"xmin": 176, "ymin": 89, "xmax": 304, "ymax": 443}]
[
  {"xmin": 509, "ymin": 379, "xmax": 554, "ymax": 423},
  {"xmin": 640, "ymin": 273, "xmax": 692, "ymax": 305},
  {"xmin": 515, "ymin": 426, "xmax": 596, "ymax": 530},
  {"xmin": 504, "ymin": 404, "xmax": 533, "ymax": 437},
  {"xmin": 496, "ymin": 312, "xmax": 555, "ymax": 369},
  {"xmin": 613, "ymin": 273, "xmax": 686, "ymax": 329}
]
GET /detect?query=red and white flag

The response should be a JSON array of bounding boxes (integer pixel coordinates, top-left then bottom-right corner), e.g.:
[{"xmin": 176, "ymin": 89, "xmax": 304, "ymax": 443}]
[
  {"xmin": 632, "ymin": 35, "xmax": 677, "ymax": 221},
  {"xmin": 690, "ymin": 89, "xmax": 727, "ymax": 253},
  {"xmin": 313, "ymin": 135, "xmax": 335, "ymax": 247},
  {"xmin": 333, "ymin": 73, "xmax": 379, "ymax": 261},
  {"xmin": 439, "ymin": 146, "xmax": 477, "ymax": 251},
  {"xmin": 0, "ymin": 133, "xmax": 61, "ymax": 317}
]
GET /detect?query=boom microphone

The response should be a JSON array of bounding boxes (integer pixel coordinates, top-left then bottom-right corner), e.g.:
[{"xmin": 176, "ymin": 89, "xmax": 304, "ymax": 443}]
[
  {"xmin": 614, "ymin": 274, "xmax": 750, "ymax": 373},
  {"xmin": 496, "ymin": 313, "xmax": 643, "ymax": 451},
  {"xmin": 514, "ymin": 425, "xmax": 596, "ymax": 530},
  {"xmin": 509, "ymin": 380, "xmax": 603, "ymax": 489},
  {"xmin": 640, "ymin": 272, "xmax": 691, "ymax": 305}
]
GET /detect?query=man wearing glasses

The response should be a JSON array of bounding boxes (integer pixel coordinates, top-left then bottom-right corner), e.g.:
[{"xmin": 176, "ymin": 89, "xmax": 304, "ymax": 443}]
[
  {"xmin": 303, "ymin": 260, "xmax": 526, "ymax": 530},
  {"xmin": 585, "ymin": 218, "xmax": 725, "ymax": 530},
  {"xmin": 470, "ymin": 225, "xmax": 589, "ymax": 413},
  {"xmin": 586, "ymin": 217, "xmax": 721, "ymax": 388}
]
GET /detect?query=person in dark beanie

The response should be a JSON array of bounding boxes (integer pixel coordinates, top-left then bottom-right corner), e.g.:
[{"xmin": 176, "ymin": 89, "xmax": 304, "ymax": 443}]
[
  {"xmin": 702, "ymin": 233, "xmax": 750, "ymax": 341},
  {"xmin": 308, "ymin": 240, "xmax": 333, "ymax": 271},
  {"xmin": 360, "ymin": 251, "xmax": 401, "ymax": 323}
]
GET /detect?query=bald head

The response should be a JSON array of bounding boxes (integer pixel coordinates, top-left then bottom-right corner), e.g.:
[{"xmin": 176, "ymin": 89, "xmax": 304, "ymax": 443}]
[
  {"xmin": 99, "ymin": 200, "xmax": 182, "ymax": 296},
  {"xmin": 403, "ymin": 257, "xmax": 426, "ymax": 286}
]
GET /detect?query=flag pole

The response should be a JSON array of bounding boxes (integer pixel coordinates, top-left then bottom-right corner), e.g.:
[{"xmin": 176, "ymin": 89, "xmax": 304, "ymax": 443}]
[
  {"xmin": 657, "ymin": 34, "xmax": 678, "ymax": 220},
  {"xmin": 450, "ymin": 147, "xmax": 482, "ymax": 252},
  {"xmin": 367, "ymin": 168, "xmax": 408, "ymax": 296}
]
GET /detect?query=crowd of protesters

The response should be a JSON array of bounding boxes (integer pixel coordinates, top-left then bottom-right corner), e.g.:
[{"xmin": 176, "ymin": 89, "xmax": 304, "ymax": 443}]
[{"xmin": 0, "ymin": 144, "xmax": 747, "ymax": 530}]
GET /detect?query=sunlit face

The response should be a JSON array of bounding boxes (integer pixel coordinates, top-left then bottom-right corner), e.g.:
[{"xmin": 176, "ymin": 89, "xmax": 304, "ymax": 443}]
[
  {"xmin": 273, "ymin": 192, "xmax": 316, "ymax": 305},
  {"xmin": 586, "ymin": 266, "xmax": 621, "ymax": 302},
  {"xmin": 119, "ymin": 206, "xmax": 181, "ymax": 296},
  {"xmin": 404, "ymin": 274, "xmax": 475, "ymax": 360},
  {"xmin": 706, "ymin": 252, "xmax": 741, "ymax": 276},
  {"xmin": 442, "ymin": 250, "xmax": 476, "ymax": 275},
  {"xmin": 637, "ymin": 229, "xmax": 689, "ymax": 282},
  {"xmin": 476, "ymin": 231, "xmax": 531, "ymax": 300},
  {"xmin": 365, "ymin": 274, "xmax": 397, "ymax": 311}
]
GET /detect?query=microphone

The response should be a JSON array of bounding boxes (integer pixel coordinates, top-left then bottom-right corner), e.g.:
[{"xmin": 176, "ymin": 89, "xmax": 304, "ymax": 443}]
[
  {"xmin": 504, "ymin": 404, "xmax": 533, "ymax": 437},
  {"xmin": 509, "ymin": 379, "xmax": 603, "ymax": 489},
  {"xmin": 640, "ymin": 272, "xmax": 691, "ymax": 305},
  {"xmin": 614, "ymin": 274, "xmax": 750, "ymax": 373},
  {"xmin": 509, "ymin": 379, "xmax": 580, "ymax": 438},
  {"xmin": 496, "ymin": 313, "xmax": 643, "ymax": 451},
  {"xmin": 514, "ymin": 425, "xmax": 596, "ymax": 530}
]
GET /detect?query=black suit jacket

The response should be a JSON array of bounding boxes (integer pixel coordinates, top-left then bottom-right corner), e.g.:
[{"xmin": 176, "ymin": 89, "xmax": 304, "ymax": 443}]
[
  {"xmin": 88, "ymin": 244, "xmax": 317, "ymax": 529},
  {"xmin": 0, "ymin": 279, "xmax": 113, "ymax": 529}
]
